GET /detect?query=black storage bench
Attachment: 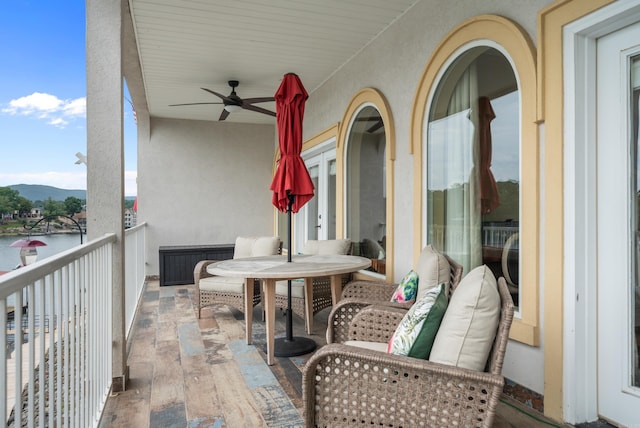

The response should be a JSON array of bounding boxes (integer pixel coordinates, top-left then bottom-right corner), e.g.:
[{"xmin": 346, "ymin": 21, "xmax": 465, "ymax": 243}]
[{"xmin": 159, "ymin": 244, "xmax": 234, "ymax": 286}]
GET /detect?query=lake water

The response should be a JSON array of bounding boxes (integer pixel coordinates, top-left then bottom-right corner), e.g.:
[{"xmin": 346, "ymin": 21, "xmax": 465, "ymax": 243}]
[{"xmin": 0, "ymin": 234, "xmax": 83, "ymax": 272}]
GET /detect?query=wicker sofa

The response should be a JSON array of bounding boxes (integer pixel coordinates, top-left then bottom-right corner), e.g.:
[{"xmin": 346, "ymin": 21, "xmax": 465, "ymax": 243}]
[
  {"xmin": 326, "ymin": 245, "xmax": 463, "ymax": 344},
  {"xmin": 302, "ymin": 269, "xmax": 514, "ymax": 428}
]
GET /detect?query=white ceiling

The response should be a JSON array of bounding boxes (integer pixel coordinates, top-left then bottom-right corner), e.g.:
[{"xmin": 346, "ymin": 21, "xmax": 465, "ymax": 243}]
[{"xmin": 129, "ymin": 0, "xmax": 420, "ymax": 124}]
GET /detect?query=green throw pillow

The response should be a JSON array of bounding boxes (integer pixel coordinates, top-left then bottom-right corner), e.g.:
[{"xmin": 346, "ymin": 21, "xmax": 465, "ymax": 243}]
[
  {"xmin": 407, "ymin": 284, "xmax": 448, "ymax": 359},
  {"xmin": 387, "ymin": 283, "xmax": 448, "ymax": 358}
]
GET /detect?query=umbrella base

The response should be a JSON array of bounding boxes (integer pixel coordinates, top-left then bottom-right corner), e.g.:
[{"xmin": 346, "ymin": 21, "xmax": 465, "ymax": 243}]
[{"xmin": 273, "ymin": 336, "xmax": 316, "ymax": 357}]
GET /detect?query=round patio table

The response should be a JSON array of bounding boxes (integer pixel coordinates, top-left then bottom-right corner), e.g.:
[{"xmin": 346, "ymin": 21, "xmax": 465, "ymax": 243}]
[{"xmin": 207, "ymin": 254, "xmax": 371, "ymax": 365}]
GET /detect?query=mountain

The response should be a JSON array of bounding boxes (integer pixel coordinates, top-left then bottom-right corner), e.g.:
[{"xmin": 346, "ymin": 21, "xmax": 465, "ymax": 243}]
[{"xmin": 8, "ymin": 184, "xmax": 86, "ymax": 202}]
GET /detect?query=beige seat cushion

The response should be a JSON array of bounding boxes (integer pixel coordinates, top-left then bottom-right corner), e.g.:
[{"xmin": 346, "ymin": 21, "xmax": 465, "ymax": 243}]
[
  {"xmin": 429, "ymin": 265, "xmax": 500, "ymax": 371},
  {"xmin": 199, "ymin": 276, "xmax": 245, "ymax": 294},
  {"xmin": 200, "ymin": 236, "xmax": 280, "ymax": 295},
  {"xmin": 302, "ymin": 239, "xmax": 351, "ymax": 255},
  {"xmin": 415, "ymin": 245, "xmax": 451, "ymax": 301},
  {"xmin": 275, "ymin": 279, "xmax": 305, "ymax": 298}
]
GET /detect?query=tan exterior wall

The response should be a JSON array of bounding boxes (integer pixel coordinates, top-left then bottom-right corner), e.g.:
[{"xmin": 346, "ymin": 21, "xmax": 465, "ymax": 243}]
[
  {"xmin": 303, "ymin": 0, "xmax": 552, "ymax": 398},
  {"xmin": 137, "ymin": 118, "xmax": 276, "ymax": 274}
]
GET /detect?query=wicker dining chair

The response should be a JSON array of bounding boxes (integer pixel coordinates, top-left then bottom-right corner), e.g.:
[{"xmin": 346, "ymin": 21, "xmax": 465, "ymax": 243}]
[
  {"xmin": 302, "ymin": 275, "xmax": 514, "ymax": 428},
  {"xmin": 267, "ymin": 239, "xmax": 352, "ymax": 334},
  {"xmin": 326, "ymin": 245, "xmax": 463, "ymax": 344},
  {"xmin": 193, "ymin": 236, "xmax": 281, "ymax": 318}
]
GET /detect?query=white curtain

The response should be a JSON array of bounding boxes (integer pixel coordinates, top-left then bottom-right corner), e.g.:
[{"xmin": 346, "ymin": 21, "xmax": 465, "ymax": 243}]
[{"xmin": 441, "ymin": 63, "xmax": 482, "ymax": 273}]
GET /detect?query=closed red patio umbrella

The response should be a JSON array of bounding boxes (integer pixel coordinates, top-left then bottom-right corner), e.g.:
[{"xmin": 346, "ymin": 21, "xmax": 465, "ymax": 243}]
[
  {"xmin": 270, "ymin": 73, "xmax": 315, "ymax": 213},
  {"xmin": 269, "ymin": 73, "xmax": 316, "ymax": 356}
]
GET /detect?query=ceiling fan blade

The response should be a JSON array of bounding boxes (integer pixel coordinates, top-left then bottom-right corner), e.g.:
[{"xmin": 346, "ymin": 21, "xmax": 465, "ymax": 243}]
[
  {"xmin": 201, "ymin": 87, "xmax": 232, "ymax": 102},
  {"xmin": 242, "ymin": 97, "xmax": 275, "ymax": 105},
  {"xmin": 218, "ymin": 109, "xmax": 230, "ymax": 121},
  {"xmin": 168, "ymin": 102, "xmax": 223, "ymax": 106},
  {"xmin": 242, "ymin": 104, "xmax": 276, "ymax": 117},
  {"xmin": 366, "ymin": 121, "xmax": 384, "ymax": 133}
]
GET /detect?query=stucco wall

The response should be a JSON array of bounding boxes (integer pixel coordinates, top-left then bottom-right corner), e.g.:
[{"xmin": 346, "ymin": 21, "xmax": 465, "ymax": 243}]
[
  {"xmin": 138, "ymin": 117, "xmax": 276, "ymax": 275},
  {"xmin": 302, "ymin": 0, "xmax": 552, "ymax": 395}
]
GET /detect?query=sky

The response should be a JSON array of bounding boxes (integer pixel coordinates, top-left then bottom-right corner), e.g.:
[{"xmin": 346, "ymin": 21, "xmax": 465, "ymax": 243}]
[{"xmin": 0, "ymin": 1, "xmax": 138, "ymax": 196}]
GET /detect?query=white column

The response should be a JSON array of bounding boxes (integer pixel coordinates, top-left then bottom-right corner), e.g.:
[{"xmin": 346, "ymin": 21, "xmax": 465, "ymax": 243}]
[{"xmin": 86, "ymin": 0, "xmax": 127, "ymax": 391}]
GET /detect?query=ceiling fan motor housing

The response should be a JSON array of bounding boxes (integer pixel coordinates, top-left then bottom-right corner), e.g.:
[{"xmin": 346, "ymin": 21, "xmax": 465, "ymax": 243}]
[{"xmin": 226, "ymin": 80, "xmax": 241, "ymax": 106}]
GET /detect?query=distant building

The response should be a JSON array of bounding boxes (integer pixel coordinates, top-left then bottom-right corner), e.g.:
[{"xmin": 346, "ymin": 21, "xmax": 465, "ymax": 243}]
[
  {"xmin": 30, "ymin": 207, "xmax": 42, "ymax": 218},
  {"xmin": 73, "ymin": 211, "xmax": 87, "ymax": 232},
  {"xmin": 13, "ymin": 207, "xmax": 42, "ymax": 219},
  {"xmin": 124, "ymin": 208, "xmax": 137, "ymax": 229}
]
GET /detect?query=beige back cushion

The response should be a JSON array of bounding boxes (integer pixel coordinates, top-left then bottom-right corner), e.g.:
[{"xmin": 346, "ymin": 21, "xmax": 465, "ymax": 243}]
[
  {"xmin": 428, "ymin": 265, "xmax": 500, "ymax": 371},
  {"xmin": 415, "ymin": 245, "xmax": 451, "ymax": 301},
  {"xmin": 233, "ymin": 236, "xmax": 280, "ymax": 258},
  {"xmin": 302, "ymin": 239, "xmax": 351, "ymax": 255}
]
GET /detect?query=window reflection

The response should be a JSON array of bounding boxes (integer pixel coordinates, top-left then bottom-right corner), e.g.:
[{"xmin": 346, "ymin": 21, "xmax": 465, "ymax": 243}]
[
  {"xmin": 426, "ymin": 46, "xmax": 520, "ymax": 306},
  {"xmin": 346, "ymin": 106, "xmax": 387, "ymax": 274}
]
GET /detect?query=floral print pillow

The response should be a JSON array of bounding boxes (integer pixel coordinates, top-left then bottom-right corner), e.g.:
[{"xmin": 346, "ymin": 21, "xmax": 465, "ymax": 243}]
[
  {"xmin": 387, "ymin": 283, "xmax": 448, "ymax": 359},
  {"xmin": 390, "ymin": 270, "xmax": 419, "ymax": 303}
]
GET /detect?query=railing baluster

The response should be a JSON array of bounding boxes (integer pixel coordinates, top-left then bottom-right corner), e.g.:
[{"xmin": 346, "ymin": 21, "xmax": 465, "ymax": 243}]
[
  {"xmin": 69, "ymin": 261, "xmax": 76, "ymax": 428},
  {"xmin": 89, "ymin": 250, "xmax": 96, "ymax": 426},
  {"xmin": 28, "ymin": 283, "xmax": 35, "ymax": 428},
  {"xmin": 56, "ymin": 269, "xmax": 63, "ymax": 428},
  {"xmin": 38, "ymin": 279, "xmax": 45, "ymax": 428},
  {"xmin": 48, "ymin": 273, "xmax": 55, "ymax": 428},
  {"xmin": 15, "ymin": 291, "xmax": 23, "ymax": 428},
  {"xmin": 63, "ymin": 265, "xmax": 70, "ymax": 428},
  {"xmin": 79, "ymin": 254, "xmax": 87, "ymax": 428},
  {"xmin": 1, "ymin": 298, "xmax": 7, "ymax": 426}
]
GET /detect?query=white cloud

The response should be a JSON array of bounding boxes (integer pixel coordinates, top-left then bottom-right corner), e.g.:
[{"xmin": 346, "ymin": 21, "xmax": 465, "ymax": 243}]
[
  {"xmin": 62, "ymin": 97, "xmax": 86, "ymax": 117},
  {"xmin": 0, "ymin": 170, "xmax": 138, "ymax": 197},
  {"xmin": 2, "ymin": 92, "xmax": 86, "ymax": 128},
  {"xmin": 6, "ymin": 92, "xmax": 62, "ymax": 113},
  {"xmin": 48, "ymin": 117, "xmax": 69, "ymax": 127}
]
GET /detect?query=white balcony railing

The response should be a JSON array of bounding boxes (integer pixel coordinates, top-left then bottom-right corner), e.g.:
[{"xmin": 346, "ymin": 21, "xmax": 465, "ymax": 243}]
[
  {"xmin": 429, "ymin": 223, "xmax": 519, "ymax": 250},
  {"xmin": 0, "ymin": 222, "xmax": 147, "ymax": 428},
  {"xmin": 124, "ymin": 223, "xmax": 146, "ymax": 339}
]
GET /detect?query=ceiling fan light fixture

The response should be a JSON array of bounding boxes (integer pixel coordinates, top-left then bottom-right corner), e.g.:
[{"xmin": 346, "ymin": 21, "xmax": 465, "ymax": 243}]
[{"xmin": 224, "ymin": 104, "xmax": 242, "ymax": 113}]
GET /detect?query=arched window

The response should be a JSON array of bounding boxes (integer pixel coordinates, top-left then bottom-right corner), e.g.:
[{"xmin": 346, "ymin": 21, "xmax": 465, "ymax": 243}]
[
  {"xmin": 338, "ymin": 88, "xmax": 395, "ymax": 280},
  {"xmin": 411, "ymin": 15, "xmax": 538, "ymax": 345},
  {"xmin": 346, "ymin": 105, "xmax": 387, "ymax": 274},
  {"xmin": 426, "ymin": 45, "xmax": 519, "ymax": 293}
]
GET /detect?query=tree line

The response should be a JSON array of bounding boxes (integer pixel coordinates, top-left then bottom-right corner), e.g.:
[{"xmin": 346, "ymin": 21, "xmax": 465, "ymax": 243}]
[{"xmin": 0, "ymin": 186, "xmax": 84, "ymax": 219}]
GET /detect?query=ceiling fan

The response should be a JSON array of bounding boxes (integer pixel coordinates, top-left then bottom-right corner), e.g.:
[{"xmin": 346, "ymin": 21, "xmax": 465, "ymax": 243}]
[
  {"xmin": 169, "ymin": 80, "xmax": 275, "ymax": 121},
  {"xmin": 355, "ymin": 116, "xmax": 385, "ymax": 133}
]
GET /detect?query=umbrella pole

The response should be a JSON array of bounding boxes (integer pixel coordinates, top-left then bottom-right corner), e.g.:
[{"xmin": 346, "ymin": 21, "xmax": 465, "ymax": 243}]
[
  {"xmin": 274, "ymin": 193, "xmax": 317, "ymax": 357},
  {"xmin": 285, "ymin": 194, "xmax": 293, "ymax": 340}
]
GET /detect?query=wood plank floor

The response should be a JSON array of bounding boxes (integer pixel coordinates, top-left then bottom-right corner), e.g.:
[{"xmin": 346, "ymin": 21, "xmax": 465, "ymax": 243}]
[{"xmin": 99, "ymin": 280, "xmax": 562, "ymax": 427}]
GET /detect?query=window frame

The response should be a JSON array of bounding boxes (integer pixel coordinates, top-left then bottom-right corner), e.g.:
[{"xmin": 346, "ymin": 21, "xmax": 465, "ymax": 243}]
[
  {"xmin": 410, "ymin": 15, "xmax": 539, "ymax": 345},
  {"xmin": 337, "ymin": 88, "xmax": 396, "ymax": 282}
]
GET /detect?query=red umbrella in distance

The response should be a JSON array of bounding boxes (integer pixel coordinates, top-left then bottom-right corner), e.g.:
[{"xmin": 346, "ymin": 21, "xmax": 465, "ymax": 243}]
[
  {"xmin": 10, "ymin": 238, "xmax": 47, "ymax": 248},
  {"xmin": 11, "ymin": 238, "xmax": 47, "ymax": 266}
]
